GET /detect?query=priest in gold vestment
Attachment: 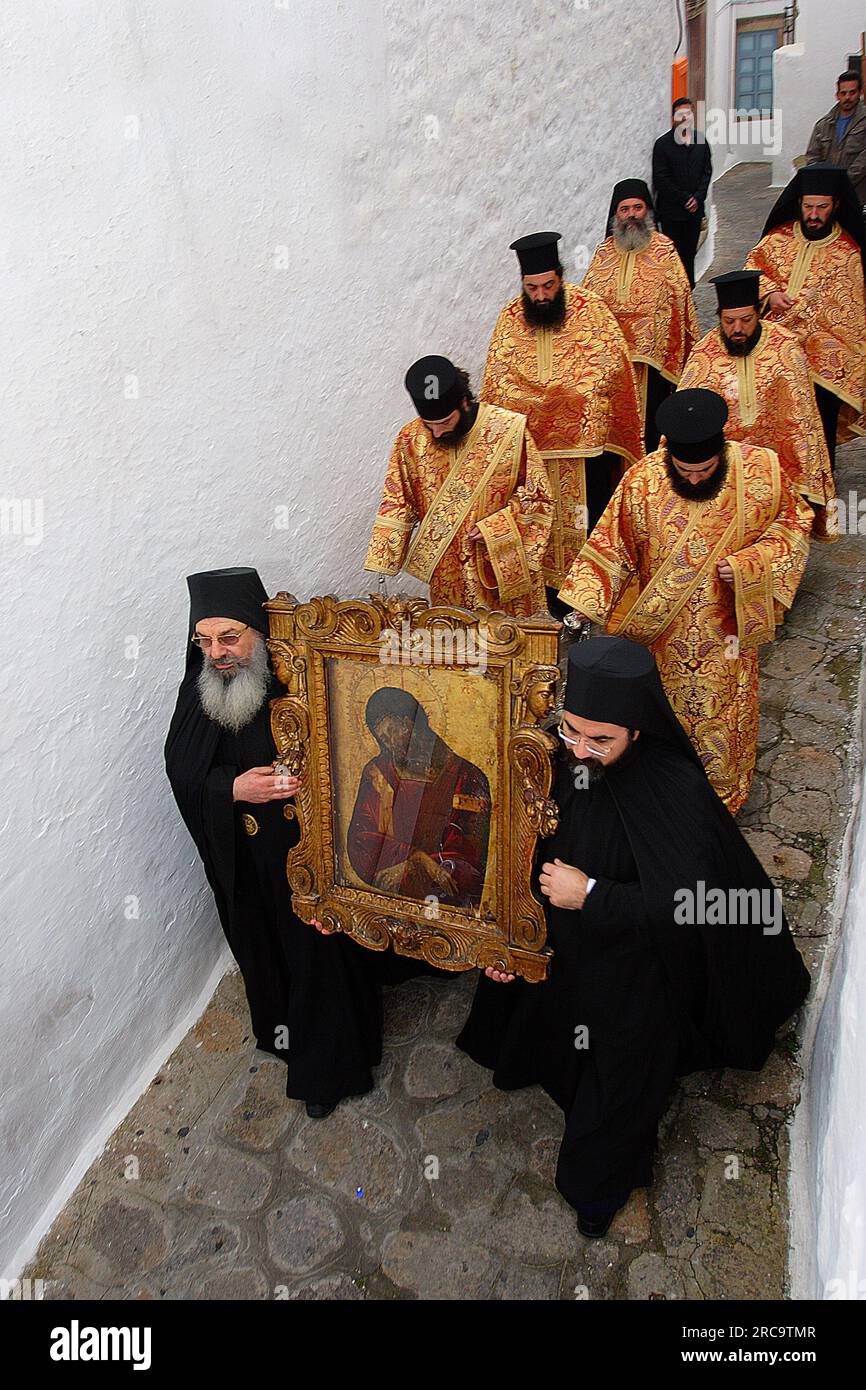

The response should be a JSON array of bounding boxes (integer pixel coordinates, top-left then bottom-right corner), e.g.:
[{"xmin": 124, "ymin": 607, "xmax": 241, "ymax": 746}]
[
  {"xmin": 481, "ymin": 231, "xmax": 643, "ymax": 615},
  {"xmin": 364, "ymin": 355, "xmax": 553, "ymax": 616},
  {"xmin": 558, "ymin": 391, "xmax": 812, "ymax": 815},
  {"xmin": 679, "ymin": 270, "xmax": 835, "ymax": 534},
  {"xmin": 582, "ymin": 179, "xmax": 698, "ymax": 452},
  {"xmin": 744, "ymin": 165, "xmax": 866, "ymax": 465}
]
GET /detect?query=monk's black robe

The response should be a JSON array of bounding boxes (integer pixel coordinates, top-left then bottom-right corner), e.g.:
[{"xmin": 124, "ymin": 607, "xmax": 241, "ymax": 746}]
[
  {"xmin": 166, "ymin": 669, "xmax": 383, "ymax": 1105},
  {"xmin": 644, "ymin": 365, "xmax": 674, "ymax": 453},
  {"xmin": 457, "ymin": 739, "xmax": 810, "ymax": 1210}
]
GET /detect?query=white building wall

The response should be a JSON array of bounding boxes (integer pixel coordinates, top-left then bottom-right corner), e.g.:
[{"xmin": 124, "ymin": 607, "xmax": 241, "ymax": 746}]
[
  {"xmin": 701, "ymin": 0, "xmax": 866, "ymax": 1303},
  {"xmin": 703, "ymin": 0, "xmax": 792, "ymax": 178},
  {"xmin": 811, "ymin": 821, "xmax": 866, "ymax": 1300},
  {"xmin": 791, "ymin": 749, "xmax": 866, "ymax": 1301},
  {"xmin": 772, "ymin": 0, "xmax": 865, "ymax": 185},
  {"xmin": 0, "ymin": 0, "xmax": 678, "ymax": 1277}
]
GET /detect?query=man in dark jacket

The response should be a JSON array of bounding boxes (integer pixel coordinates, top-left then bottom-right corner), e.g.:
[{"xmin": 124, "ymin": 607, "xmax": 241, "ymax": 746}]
[
  {"xmin": 806, "ymin": 70, "xmax": 866, "ymax": 209},
  {"xmin": 652, "ymin": 97, "xmax": 713, "ymax": 286},
  {"xmin": 165, "ymin": 566, "xmax": 383, "ymax": 1118}
]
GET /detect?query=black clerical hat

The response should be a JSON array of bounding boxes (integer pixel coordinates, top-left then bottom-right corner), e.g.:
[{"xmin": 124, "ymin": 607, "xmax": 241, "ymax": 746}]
[
  {"xmin": 604, "ymin": 180, "xmax": 655, "ymax": 242},
  {"xmin": 655, "ymin": 388, "xmax": 728, "ymax": 464},
  {"xmin": 761, "ymin": 163, "xmax": 866, "ymax": 278},
  {"xmin": 711, "ymin": 270, "xmax": 761, "ymax": 310},
  {"xmin": 510, "ymin": 232, "xmax": 562, "ymax": 275},
  {"xmin": 564, "ymin": 635, "xmax": 699, "ymax": 760},
  {"xmin": 611, "ymin": 179, "xmax": 653, "ymax": 212},
  {"xmin": 404, "ymin": 355, "xmax": 464, "ymax": 420},
  {"xmin": 799, "ymin": 163, "xmax": 844, "ymax": 198},
  {"xmin": 186, "ymin": 566, "xmax": 269, "ymax": 634}
]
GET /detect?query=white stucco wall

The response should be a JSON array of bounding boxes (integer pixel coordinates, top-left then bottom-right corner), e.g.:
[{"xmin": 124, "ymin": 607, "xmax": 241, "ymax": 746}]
[
  {"xmin": 811, "ymin": 810, "xmax": 866, "ymax": 1300},
  {"xmin": 789, "ymin": 660, "xmax": 866, "ymax": 1301},
  {"xmin": 772, "ymin": 0, "xmax": 865, "ymax": 185},
  {"xmin": 0, "ymin": 0, "xmax": 677, "ymax": 1277},
  {"xmin": 790, "ymin": 762, "xmax": 866, "ymax": 1301},
  {"xmin": 702, "ymin": 1, "xmax": 790, "ymax": 179}
]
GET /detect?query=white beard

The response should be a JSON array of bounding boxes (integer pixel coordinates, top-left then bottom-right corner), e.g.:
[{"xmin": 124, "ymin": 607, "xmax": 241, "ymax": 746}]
[
  {"xmin": 197, "ymin": 633, "xmax": 270, "ymax": 733},
  {"xmin": 610, "ymin": 212, "xmax": 655, "ymax": 252}
]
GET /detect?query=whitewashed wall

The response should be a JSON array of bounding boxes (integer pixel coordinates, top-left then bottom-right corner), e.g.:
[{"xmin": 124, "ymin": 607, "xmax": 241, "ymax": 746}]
[
  {"xmin": 775, "ymin": 3, "xmax": 866, "ymax": 1286},
  {"xmin": 789, "ymin": 656, "xmax": 866, "ymax": 1300},
  {"xmin": 702, "ymin": 1, "xmax": 787, "ymax": 179},
  {"xmin": 0, "ymin": 0, "xmax": 677, "ymax": 1276},
  {"xmin": 811, "ymin": 827, "xmax": 866, "ymax": 1300},
  {"xmin": 772, "ymin": 0, "xmax": 865, "ymax": 186},
  {"xmin": 789, "ymin": 754, "xmax": 866, "ymax": 1302}
]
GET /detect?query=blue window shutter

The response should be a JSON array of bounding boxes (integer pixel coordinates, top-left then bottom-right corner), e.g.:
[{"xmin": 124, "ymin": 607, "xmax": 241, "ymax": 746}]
[{"xmin": 735, "ymin": 28, "xmax": 777, "ymax": 113}]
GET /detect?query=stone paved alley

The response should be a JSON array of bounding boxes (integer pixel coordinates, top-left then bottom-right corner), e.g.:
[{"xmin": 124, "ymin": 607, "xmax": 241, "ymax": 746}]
[{"xmin": 27, "ymin": 165, "xmax": 866, "ymax": 1300}]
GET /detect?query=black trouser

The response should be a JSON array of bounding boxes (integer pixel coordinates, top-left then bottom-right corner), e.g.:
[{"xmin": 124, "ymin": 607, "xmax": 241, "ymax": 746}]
[
  {"xmin": 546, "ymin": 450, "xmax": 621, "ymax": 620},
  {"xmin": 660, "ymin": 215, "xmax": 702, "ymax": 288},
  {"xmin": 815, "ymin": 384, "xmax": 842, "ymax": 470}
]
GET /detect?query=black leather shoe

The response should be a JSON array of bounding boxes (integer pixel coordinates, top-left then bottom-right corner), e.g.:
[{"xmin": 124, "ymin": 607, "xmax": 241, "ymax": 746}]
[
  {"xmin": 576, "ymin": 1191, "xmax": 629, "ymax": 1239},
  {"xmin": 305, "ymin": 1101, "xmax": 337, "ymax": 1119},
  {"xmin": 577, "ymin": 1210, "xmax": 617, "ymax": 1239}
]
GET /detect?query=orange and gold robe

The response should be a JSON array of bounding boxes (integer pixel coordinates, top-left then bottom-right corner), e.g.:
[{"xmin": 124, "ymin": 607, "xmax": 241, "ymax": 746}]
[
  {"xmin": 481, "ymin": 283, "xmax": 643, "ymax": 590},
  {"xmin": 558, "ymin": 443, "xmax": 812, "ymax": 814},
  {"xmin": 582, "ymin": 230, "xmax": 699, "ymax": 427},
  {"xmin": 679, "ymin": 321, "xmax": 836, "ymax": 528},
  {"xmin": 744, "ymin": 221, "xmax": 866, "ymax": 440},
  {"xmin": 364, "ymin": 403, "xmax": 552, "ymax": 616}
]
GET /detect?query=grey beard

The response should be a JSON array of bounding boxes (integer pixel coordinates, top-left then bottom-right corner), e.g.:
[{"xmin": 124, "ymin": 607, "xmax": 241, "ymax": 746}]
[
  {"xmin": 197, "ymin": 634, "xmax": 270, "ymax": 733},
  {"xmin": 610, "ymin": 213, "xmax": 655, "ymax": 252}
]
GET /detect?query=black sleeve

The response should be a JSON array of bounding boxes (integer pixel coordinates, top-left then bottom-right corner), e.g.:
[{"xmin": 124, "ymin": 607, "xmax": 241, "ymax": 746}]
[
  {"xmin": 652, "ymin": 137, "xmax": 683, "ymax": 205},
  {"xmin": 581, "ymin": 874, "xmax": 651, "ymax": 930},
  {"xmin": 695, "ymin": 143, "xmax": 713, "ymax": 207},
  {"xmin": 200, "ymin": 763, "xmax": 239, "ymax": 903}
]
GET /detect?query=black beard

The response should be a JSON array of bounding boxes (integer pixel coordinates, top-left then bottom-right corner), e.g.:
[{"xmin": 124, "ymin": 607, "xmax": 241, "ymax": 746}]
[
  {"xmin": 522, "ymin": 286, "xmax": 567, "ymax": 328},
  {"xmin": 720, "ymin": 321, "xmax": 762, "ymax": 357},
  {"xmin": 664, "ymin": 447, "xmax": 729, "ymax": 502},
  {"xmin": 800, "ymin": 217, "xmax": 835, "ymax": 242},
  {"xmin": 427, "ymin": 400, "xmax": 478, "ymax": 449},
  {"xmin": 564, "ymin": 737, "xmax": 640, "ymax": 787},
  {"xmin": 565, "ymin": 745, "xmax": 607, "ymax": 786}
]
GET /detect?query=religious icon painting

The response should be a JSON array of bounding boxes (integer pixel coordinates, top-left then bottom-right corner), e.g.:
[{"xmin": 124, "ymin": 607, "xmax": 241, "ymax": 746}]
[{"xmin": 265, "ymin": 592, "xmax": 561, "ymax": 980}]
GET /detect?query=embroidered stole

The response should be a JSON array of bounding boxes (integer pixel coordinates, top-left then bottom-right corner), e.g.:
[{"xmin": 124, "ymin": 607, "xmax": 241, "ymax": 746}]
[
  {"xmin": 403, "ymin": 406, "xmax": 523, "ymax": 584},
  {"xmin": 616, "ymin": 444, "xmax": 779, "ymax": 646}
]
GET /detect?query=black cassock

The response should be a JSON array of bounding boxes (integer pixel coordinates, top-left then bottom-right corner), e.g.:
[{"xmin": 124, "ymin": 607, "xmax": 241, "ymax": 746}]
[
  {"xmin": 457, "ymin": 736, "xmax": 810, "ymax": 1211},
  {"xmin": 166, "ymin": 661, "xmax": 384, "ymax": 1106},
  {"xmin": 643, "ymin": 365, "xmax": 674, "ymax": 454}
]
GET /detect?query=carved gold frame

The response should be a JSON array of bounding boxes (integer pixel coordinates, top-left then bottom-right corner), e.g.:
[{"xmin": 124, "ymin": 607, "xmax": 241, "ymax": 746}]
[{"xmin": 265, "ymin": 593, "xmax": 560, "ymax": 982}]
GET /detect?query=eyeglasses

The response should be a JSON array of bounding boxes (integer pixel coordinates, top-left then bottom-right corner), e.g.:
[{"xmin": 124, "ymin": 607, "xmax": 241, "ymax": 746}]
[
  {"xmin": 191, "ymin": 624, "xmax": 250, "ymax": 650},
  {"xmin": 557, "ymin": 724, "xmax": 608, "ymax": 758}
]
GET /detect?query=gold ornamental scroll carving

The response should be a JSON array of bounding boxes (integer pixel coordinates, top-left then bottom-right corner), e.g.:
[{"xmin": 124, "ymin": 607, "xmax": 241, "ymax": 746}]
[{"xmin": 265, "ymin": 593, "xmax": 561, "ymax": 982}]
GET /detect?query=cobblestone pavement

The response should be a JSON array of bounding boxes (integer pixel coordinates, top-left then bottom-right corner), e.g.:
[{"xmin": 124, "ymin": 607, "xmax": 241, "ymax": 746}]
[{"xmin": 27, "ymin": 165, "xmax": 865, "ymax": 1300}]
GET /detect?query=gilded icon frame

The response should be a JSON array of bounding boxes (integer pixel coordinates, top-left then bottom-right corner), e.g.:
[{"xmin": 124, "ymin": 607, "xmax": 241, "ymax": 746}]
[{"xmin": 266, "ymin": 593, "xmax": 560, "ymax": 981}]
